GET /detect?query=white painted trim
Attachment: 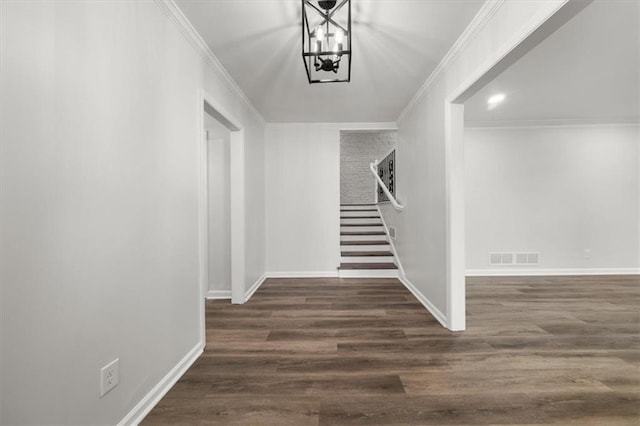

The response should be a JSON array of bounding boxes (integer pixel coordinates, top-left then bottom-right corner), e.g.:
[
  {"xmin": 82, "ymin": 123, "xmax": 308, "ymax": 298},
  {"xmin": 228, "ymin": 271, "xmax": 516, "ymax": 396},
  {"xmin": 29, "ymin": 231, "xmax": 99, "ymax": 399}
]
[
  {"xmin": 397, "ymin": 0, "xmax": 505, "ymax": 123},
  {"xmin": 118, "ymin": 342, "xmax": 203, "ymax": 426},
  {"xmin": 444, "ymin": 103, "xmax": 466, "ymax": 332},
  {"xmin": 339, "ymin": 123, "xmax": 398, "ymax": 131},
  {"xmin": 339, "ymin": 122, "xmax": 398, "ymax": 130},
  {"xmin": 199, "ymin": 89, "xmax": 246, "ymax": 305},
  {"xmin": 196, "ymin": 93, "xmax": 208, "ymax": 348},
  {"xmin": 397, "ymin": 275, "xmax": 449, "ymax": 330},
  {"xmin": 339, "ymin": 269, "xmax": 399, "ymax": 278},
  {"xmin": 266, "ymin": 271, "xmax": 339, "ymax": 278},
  {"xmin": 206, "ymin": 290, "xmax": 231, "ymax": 299},
  {"xmin": 201, "ymin": 90, "xmax": 243, "ymax": 132},
  {"xmin": 265, "ymin": 122, "xmax": 398, "ymax": 130},
  {"xmin": 230, "ymin": 130, "xmax": 246, "ymax": 304},
  {"xmin": 244, "ymin": 274, "xmax": 267, "ymax": 302},
  {"xmin": 466, "ymin": 268, "xmax": 640, "ymax": 277},
  {"xmin": 465, "ymin": 118, "xmax": 640, "ymax": 129},
  {"xmin": 154, "ymin": 0, "xmax": 265, "ymax": 125}
]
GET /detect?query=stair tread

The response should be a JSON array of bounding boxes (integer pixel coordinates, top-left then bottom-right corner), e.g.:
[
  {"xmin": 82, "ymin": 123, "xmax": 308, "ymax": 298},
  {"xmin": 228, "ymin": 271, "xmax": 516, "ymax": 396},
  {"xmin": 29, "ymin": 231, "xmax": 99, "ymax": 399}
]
[
  {"xmin": 341, "ymin": 209, "xmax": 378, "ymax": 212},
  {"xmin": 341, "ymin": 251, "xmax": 394, "ymax": 257},
  {"xmin": 341, "ymin": 231, "xmax": 386, "ymax": 235},
  {"xmin": 339, "ymin": 262, "xmax": 398, "ymax": 270},
  {"xmin": 340, "ymin": 204, "xmax": 376, "ymax": 206},
  {"xmin": 340, "ymin": 223, "xmax": 383, "ymax": 227},
  {"xmin": 341, "ymin": 240, "xmax": 388, "ymax": 245}
]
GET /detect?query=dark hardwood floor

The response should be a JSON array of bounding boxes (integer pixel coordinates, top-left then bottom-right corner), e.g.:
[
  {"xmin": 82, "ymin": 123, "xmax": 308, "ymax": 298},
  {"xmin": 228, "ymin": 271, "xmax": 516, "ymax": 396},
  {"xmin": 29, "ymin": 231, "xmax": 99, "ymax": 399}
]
[{"xmin": 142, "ymin": 275, "xmax": 640, "ymax": 425}]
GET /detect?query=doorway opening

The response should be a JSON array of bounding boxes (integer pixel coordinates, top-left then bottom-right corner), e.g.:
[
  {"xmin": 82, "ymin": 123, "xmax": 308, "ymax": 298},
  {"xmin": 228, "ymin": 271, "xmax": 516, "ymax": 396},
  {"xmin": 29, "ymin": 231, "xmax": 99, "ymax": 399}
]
[
  {"xmin": 339, "ymin": 130, "xmax": 397, "ymax": 205},
  {"xmin": 444, "ymin": 1, "xmax": 596, "ymax": 330},
  {"xmin": 198, "ymin": 90, "xmax": 246, "ymax": 342},
  {"xmin": 204, "ymin": 114, "xmax": 231, "ymax": 300}
]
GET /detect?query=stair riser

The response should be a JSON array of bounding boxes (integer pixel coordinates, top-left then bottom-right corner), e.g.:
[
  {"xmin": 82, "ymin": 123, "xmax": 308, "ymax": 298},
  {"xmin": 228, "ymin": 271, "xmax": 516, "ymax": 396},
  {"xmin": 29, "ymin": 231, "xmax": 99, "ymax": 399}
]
[
  {"xmin": 340, "ymin": 211, "xmax": 380, "ymax": 217},
  {"xmin": 341, "ymin": 244, "xmax": 391, "ymax": 252},
  {"xmin": 341, "ymin": 218, "xmax": 382, "ymax": 225},
  {"xmin": 341, "ymin": 235, "xmax": 387, "ymax": 241},
  {"xmin": 340, "ymin": 226, "xmax": 384, "ymax": 232},
  {"xmin": 340, "ymin": 256, "xmax": 395, "ymax": 263},
  {"xmin": 338, "ymin": 269, "xmax": 399, "ymax": 278}
]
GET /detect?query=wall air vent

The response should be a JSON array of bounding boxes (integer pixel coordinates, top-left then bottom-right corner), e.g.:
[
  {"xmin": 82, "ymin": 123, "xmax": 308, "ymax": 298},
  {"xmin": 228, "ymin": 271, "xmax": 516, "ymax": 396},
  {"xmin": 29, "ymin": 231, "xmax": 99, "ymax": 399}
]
[
  {"xmin": 491, "ymin": 252, "xmax": 540, "ymax": 265},
  {"xmin": 489, "ymin": 252, "xmax": 513, "ymax": 265},
  {"xmin": 515, "ymin": 252, "xmax": 539, "ymax": 265}
]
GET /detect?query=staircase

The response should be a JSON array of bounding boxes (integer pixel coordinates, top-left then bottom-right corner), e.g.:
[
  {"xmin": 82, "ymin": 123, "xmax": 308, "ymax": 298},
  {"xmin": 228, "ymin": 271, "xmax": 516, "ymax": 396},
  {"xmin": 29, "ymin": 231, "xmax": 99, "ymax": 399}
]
[{"xmin": 339, "ymin": 204, "xmax": 399, "ymax": 278}]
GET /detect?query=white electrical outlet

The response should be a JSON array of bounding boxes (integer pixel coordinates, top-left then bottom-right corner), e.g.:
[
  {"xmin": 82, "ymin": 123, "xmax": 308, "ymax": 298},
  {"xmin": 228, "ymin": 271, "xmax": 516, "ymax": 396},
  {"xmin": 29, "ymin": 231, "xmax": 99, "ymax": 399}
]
[
  {"xmin": 584, "ymin": 249, "xmax": 591, "ymax": 259},
  {"xmin": 100, "ymin": 358, "xmax": 120, "ymax": 398}
]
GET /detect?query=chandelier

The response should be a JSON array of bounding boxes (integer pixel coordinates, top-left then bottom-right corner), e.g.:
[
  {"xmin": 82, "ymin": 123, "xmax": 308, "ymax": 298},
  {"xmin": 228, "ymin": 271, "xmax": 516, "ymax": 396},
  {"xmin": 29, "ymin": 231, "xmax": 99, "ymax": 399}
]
[{"xmin": 301, "ymin": 0, "xmax": 352, "ymax": 84}]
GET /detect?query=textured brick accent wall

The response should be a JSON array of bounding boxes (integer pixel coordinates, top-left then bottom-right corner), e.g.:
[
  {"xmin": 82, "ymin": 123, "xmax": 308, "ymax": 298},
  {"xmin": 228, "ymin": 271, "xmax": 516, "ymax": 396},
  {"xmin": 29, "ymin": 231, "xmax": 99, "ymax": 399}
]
[{"xmin": 340, "ymin": 131, "xmax": 397, "ymax": 204}]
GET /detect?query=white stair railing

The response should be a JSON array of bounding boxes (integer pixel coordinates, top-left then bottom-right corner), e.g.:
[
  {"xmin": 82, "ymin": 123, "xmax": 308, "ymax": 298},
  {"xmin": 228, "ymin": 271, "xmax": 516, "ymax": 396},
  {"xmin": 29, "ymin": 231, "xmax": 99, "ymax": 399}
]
[{"xmin": 369, "ymin": 160, "xmax": 404, "ymax": 211}]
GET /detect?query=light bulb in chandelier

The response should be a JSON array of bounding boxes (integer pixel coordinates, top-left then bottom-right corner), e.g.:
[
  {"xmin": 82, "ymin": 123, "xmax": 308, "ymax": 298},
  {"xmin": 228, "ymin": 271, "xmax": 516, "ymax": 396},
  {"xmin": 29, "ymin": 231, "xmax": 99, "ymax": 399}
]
[{"xmin": 334, "ymin": 29, "xmax": 344, "ymax": 56}]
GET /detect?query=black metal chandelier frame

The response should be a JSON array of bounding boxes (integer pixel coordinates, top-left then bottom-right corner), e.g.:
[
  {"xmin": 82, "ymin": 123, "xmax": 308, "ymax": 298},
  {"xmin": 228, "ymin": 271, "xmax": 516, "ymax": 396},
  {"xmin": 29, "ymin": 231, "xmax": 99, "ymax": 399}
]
[{"xmin": 301, "ymin": 0, "xmax": 352, "ymax": 84}]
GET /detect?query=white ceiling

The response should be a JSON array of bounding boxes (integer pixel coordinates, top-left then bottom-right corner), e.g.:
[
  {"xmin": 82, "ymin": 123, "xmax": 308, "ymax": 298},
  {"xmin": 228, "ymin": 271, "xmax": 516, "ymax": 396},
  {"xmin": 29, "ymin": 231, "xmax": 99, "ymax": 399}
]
[
  {"xmin": 464, "ymin": 0, "xmax": 640, "ymax": 125},
  {"xmin": 175, "ymin": 0, "xmax": 484, "ymax": 123}
]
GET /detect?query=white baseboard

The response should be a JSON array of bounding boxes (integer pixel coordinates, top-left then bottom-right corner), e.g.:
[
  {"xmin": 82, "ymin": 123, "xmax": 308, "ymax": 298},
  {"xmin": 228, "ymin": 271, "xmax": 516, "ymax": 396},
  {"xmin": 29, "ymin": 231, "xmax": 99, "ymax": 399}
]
[
  {"xmin": 118, "ymin": 341, "xmax": 203, "ymax": 426},
  {"xmin": 265, "ymin": 271, "xmax": 339, "ymax": 278},
  {"xmin": 244, "ymin": 273, "xmax": 267, "ymax": 301},
  {"xmin": 397, "ymin": 274, "xmax": 449, "ymax": 330},
  {"xmin": 206, "ymin": 290, "xmax": 231, "ymax": 299},
  {"xmin": 465, "ymin": 268, "xmax": 640, "ymax": 276}
]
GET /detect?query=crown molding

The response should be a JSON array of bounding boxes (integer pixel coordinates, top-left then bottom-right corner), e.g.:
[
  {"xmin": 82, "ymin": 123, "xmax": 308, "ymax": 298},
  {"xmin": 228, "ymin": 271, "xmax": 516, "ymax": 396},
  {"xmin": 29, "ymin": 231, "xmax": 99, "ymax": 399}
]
[
  {"xmin": 465, "ymin": 117, "xmax": 640, "ymax": 129},
  {"xmin": 396, "ymin": 0, "xmax": 505, "ymax": 124},
  {"xmin": 265, "ymin": 122, "xmax": 398, "ymax": 130},
  {"xmin": 154, "ymin": 0, "xmax": 266, "ymax": 126}
]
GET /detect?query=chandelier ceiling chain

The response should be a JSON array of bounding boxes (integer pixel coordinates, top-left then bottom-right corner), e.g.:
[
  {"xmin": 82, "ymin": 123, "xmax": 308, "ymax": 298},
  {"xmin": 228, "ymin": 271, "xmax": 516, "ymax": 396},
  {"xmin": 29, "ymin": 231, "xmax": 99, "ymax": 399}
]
[{"xmin": 301, "ymin": 0, "xmax": 352, "ymax": 84}]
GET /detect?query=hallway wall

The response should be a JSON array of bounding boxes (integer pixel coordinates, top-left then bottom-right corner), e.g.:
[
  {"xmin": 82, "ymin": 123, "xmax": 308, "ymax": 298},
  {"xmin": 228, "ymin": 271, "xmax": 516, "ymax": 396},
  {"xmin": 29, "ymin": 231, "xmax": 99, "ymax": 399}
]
[
  {"xmin": 265, "ymin": 124, "xmax": 341, "ymax": 276},
  {"xmin": 465, "ymin": 123, "xmax": 639, "ymax": 274},
  {"xmin": 0, "ymin": 1, "xmax": 265, "ymax": 424}
]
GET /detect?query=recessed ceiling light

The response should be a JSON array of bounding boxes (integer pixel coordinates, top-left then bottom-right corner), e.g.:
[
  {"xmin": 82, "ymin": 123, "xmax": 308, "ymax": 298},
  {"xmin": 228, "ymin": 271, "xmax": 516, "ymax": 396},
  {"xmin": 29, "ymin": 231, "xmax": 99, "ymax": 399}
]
[
  {"xmin": 488, "ymin": 93, "xmax": 505, "ymax": 105},
  {"xmin": 487, "ymin": 93, "xmax": 506, "ymax": 108}
]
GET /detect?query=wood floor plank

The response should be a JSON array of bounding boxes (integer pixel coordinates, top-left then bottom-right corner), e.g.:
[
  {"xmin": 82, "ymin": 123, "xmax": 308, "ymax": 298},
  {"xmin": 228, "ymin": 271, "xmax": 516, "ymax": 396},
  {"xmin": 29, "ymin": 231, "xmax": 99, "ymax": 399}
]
[
  {"xmin": 267, "ymin": 328, "xmax": 408, "ymax": 342},
  {"xmin": 399, "ymin": 369, "xmax": 612, "ymax": 396},
  {"xmin": 317, "ymin": 393, "xmax": 640, "ymax": 425},
  {"xmin": 143, "ymin": 275, "xmax": 640, "ymax": 425},
  {"xmin": 204, "ymin": 374, "xmax": 405, "ymax": 396},
  {"xmin": 146, "ymin": 397, "xmax": 321, "ymax": 425}
]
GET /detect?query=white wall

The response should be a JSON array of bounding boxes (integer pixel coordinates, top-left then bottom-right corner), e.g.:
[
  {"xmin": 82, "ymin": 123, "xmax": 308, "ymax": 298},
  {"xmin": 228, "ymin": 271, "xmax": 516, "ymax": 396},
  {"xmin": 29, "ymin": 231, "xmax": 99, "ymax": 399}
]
[
  {"xmin": 265, "ymin": 124, "xmax": 341, "ymax": 276},
  {"xmin": 0, "ymin": 1, "xmax": 265, "ymax": 424},
  {"xmin": 380, "ymin": 1, "xmax": 578, "ymax": 329},
  {"xmin": 465, "ymin": 124, "xmax": 639, "ymax": 273},
  {"xmin": 205, "ymin": 115, "xmax": 232, "ymax": 295},
  {"xmin": 340, "ymin": 131, "xmax": 396, "ymax": 205}
]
